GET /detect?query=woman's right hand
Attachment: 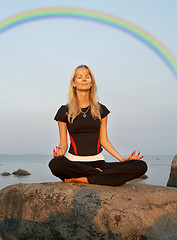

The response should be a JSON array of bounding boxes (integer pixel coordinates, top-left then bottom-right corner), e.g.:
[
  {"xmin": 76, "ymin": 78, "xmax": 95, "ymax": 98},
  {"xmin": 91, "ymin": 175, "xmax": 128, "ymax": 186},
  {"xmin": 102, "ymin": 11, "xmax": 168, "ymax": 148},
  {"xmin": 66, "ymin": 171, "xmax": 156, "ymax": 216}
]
[
  {"xmin": 53, "ymin": 146, "xmax": 64, "ymax": 157},
  {"xmin": 123, "ymin": 151, "xmax": 144, "ymax": 161}
]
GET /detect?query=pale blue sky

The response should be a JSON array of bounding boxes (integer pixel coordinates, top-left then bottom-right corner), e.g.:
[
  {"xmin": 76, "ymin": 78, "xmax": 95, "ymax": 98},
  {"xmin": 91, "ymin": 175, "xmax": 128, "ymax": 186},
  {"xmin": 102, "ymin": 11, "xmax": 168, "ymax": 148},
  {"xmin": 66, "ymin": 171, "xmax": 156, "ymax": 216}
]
[{"xmin": 0, "ymin": 0, "xmax": 177, "ymax": 155}]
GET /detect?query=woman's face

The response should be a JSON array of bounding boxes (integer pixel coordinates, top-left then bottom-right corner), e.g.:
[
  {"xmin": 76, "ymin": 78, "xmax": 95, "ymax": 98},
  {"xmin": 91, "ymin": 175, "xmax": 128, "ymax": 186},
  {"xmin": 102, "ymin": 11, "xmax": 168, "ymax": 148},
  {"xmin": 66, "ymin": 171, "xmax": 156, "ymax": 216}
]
[{"xmin": 73, "ymin": 68, "xmax": 92, "ymax": 91}]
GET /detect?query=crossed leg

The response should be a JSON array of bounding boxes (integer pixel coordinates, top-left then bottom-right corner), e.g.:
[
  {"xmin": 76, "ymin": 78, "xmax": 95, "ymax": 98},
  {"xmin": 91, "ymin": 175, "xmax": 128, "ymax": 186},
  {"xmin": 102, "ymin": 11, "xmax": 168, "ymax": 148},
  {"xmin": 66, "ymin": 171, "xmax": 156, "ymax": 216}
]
[{"xmin": 49, "ymin": 156, "xmax": 147, "ymax": 187}]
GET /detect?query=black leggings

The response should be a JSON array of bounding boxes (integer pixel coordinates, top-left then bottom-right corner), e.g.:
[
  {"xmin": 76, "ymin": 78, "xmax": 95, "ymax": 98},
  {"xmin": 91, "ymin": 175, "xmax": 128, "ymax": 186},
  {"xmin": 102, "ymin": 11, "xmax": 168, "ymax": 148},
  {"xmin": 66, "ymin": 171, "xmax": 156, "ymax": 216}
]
[{"xmin": 48, "ymin": 156, "xmax": 147, "ymax": 187}]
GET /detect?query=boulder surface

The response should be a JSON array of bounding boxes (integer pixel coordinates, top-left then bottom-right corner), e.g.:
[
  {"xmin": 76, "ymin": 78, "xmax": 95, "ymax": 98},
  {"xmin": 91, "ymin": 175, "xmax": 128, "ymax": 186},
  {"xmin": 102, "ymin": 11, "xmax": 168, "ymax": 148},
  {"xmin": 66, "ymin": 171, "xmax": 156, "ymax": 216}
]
[
  {"xmin": 167, "ymin": 155, "xmax": 177, "ymax": 187},
  {"xmin": 0, "ymin": 182, "xmax": 177, "ymax": 240}
]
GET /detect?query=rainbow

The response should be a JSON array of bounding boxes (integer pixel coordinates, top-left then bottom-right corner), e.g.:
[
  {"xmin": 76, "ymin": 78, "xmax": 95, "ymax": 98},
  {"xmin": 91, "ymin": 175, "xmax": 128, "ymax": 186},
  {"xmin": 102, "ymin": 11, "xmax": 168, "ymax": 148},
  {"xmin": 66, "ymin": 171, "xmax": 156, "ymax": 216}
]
[{"xmin": 0, "ymin": 7, "xmax": 177, "ymax": 79}]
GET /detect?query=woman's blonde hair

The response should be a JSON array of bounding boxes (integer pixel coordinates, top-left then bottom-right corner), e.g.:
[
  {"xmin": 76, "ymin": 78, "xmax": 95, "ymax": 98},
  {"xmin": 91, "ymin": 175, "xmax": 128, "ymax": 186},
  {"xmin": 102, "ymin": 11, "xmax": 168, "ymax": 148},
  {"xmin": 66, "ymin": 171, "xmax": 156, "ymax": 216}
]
[{"xmin": 68, "ymin": 65, "xmax": 101, "ymax": 123}]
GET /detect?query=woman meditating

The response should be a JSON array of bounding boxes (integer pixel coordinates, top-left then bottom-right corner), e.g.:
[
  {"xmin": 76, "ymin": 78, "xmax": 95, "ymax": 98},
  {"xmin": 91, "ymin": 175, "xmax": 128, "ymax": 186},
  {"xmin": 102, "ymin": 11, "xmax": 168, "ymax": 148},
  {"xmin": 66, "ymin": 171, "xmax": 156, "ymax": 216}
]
[{"xmin": 49, "ymin": 65, "xmax": 147, "ymax": 186}]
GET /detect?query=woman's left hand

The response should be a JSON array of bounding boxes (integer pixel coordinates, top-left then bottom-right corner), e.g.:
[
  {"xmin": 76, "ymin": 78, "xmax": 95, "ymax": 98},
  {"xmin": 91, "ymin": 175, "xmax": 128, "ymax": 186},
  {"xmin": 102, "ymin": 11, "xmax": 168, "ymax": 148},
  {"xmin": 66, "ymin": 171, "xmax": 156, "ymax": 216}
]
[{"xmin": 123, "ymin": 151, "xmax": 143, "ymax": 161}]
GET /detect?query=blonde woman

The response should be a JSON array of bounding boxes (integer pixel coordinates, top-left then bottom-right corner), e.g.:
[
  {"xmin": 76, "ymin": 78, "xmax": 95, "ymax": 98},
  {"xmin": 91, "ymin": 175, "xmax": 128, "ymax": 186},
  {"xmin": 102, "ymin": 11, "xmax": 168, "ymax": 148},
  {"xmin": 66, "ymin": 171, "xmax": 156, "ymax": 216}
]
[{"xmin": 49, "ymin": 65, "xmax": 147, "ymax": 186}]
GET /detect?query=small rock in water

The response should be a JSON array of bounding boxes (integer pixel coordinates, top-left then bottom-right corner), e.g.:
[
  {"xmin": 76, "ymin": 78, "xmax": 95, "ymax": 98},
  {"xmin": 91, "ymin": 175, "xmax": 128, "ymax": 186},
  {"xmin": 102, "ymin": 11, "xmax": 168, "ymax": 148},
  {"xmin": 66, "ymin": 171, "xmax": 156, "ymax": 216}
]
[
  {"xmin": 12, "ymin": 169, "xmax": 31, "ymax": 176},
  {"xmin": 139, "ymin": 174, "xmax": 148, "ymax": 179},
  {"xmin": 1, "ymin": 172, "xmax": 11, "ymax": 176}
]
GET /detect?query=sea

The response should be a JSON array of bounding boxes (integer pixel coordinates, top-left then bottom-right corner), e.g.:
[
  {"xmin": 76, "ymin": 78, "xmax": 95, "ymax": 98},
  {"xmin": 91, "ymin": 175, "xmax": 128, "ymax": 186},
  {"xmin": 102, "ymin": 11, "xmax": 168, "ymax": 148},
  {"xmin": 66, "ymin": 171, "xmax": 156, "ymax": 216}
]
[
  {"xmin": 0, "ymin": 154, "xmax": 175, "ymax": 240},
  {"xmin": 0, "ymin": 154, "xmax": 174, "ymax": 190}
]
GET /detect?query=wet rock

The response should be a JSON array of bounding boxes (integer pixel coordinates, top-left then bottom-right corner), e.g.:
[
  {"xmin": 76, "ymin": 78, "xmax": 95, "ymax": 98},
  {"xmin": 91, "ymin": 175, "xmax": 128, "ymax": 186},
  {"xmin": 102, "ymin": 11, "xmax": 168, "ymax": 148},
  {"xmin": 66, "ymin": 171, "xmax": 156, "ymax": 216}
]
[
  {"xmin": 1, "ymin": 172, "xmax": 11, "ymax": 176},
  {"xmin": 167, "ymin": 155, "xmax": 177, "ymax": 188},
  {"xmin": 0, "ymin": 182, "xmax": 177, "ymax": 240},
  {"xmin": 12, "ymin": 169, "xmax": 31, "ymax": 176}
]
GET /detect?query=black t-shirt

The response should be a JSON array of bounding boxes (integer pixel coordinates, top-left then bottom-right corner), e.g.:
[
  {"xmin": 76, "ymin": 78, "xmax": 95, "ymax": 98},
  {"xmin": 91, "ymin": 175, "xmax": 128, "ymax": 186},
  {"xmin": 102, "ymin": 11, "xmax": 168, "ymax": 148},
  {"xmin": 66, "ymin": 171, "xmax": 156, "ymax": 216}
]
[{"xmin": 54, "ymin": 103, "xmax": 110, "ymax": 156}]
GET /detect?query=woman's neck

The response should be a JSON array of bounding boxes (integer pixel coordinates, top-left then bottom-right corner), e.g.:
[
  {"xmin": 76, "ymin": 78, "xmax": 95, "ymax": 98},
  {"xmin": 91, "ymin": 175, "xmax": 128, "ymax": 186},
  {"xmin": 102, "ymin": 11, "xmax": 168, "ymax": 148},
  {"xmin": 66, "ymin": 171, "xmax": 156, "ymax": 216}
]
[{"xmin": 76, "ymin": 90, "xmax": 90, "ymax": 108}]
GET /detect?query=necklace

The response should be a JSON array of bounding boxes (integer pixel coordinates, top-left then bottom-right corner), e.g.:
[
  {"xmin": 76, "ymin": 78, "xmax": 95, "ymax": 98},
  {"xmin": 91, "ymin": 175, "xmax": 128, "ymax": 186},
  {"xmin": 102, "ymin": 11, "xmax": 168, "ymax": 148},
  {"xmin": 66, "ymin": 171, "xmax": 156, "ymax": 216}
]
[{"xmin": 80, "ymin": 106, "xmax": 90, "ymax": 118}]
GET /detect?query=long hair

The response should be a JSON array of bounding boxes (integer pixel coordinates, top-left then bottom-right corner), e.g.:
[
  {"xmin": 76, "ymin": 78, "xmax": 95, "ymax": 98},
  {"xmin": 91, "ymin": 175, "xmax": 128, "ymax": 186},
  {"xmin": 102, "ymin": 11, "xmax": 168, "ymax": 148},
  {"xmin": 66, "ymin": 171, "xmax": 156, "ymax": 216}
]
[{"xmin": 68, "ymin": 65, "xmax": 101, "ymax": 123}]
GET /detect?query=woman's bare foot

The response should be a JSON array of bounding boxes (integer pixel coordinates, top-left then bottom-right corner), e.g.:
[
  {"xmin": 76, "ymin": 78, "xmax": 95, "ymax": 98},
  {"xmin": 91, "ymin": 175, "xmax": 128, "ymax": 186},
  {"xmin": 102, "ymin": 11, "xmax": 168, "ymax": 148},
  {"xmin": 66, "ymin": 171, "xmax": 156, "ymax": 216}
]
[{"xmin": 64, "ymin": 177, "xmax": 89, "ymax": 184}]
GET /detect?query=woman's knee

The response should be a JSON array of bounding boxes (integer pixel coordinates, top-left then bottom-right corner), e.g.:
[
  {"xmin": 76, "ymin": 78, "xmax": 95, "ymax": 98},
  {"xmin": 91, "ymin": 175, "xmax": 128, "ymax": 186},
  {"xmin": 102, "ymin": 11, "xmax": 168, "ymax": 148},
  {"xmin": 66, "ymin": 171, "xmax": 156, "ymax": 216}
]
[
  {"xmin": 136, "ymin": 160, "xmax": 148, "ymax": 175},
  {"xmin": 48, "ymin": 156, "xmax": 66, "ymax": 173}
]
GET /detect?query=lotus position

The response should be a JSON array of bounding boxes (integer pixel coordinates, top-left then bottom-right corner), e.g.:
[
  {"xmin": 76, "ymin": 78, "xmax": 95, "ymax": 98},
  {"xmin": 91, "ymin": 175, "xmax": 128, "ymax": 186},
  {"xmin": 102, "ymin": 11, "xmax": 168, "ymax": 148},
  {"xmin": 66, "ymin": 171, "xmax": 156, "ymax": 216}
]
[{"xmin": 49, "ymin": 65, "xmax": 147, "ymax": 186}]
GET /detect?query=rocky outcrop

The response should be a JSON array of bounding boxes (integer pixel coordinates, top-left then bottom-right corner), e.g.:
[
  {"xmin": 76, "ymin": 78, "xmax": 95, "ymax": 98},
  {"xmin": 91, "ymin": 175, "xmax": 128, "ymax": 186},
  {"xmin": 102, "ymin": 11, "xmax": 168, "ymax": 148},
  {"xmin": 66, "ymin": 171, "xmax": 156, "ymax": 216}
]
[
  {"xmin": 167, "ymin": 155, "xmax": 177, "ymax": 187},
  {"xmin": 0, "ymin": 182, "xmax": 177, "ymax": 240},
  {"xmin": 12, "ymin": 169, "xmax": 31, "ymax": 176}
]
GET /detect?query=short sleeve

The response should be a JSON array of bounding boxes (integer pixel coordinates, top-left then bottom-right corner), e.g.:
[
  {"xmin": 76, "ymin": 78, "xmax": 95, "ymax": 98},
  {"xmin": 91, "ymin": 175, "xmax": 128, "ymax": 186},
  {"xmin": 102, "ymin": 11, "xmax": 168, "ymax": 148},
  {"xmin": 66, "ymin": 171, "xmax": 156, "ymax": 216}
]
[
  {"xmin": 54, "ymin": 105, "xmax": 68, "ymax": 122},
  {"xmin": 99, "ymin": 103, "xmax": 110, "ymax": 119}
]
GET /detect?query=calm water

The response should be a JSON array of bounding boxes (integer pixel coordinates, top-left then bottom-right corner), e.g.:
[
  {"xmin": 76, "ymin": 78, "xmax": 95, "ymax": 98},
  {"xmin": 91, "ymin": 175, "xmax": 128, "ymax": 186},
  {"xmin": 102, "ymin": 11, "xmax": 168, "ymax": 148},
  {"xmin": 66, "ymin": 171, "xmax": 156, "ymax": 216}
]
[
  {"xmin": 0, "ymin": 154, "xmax": 174, "ymax": 190},
  {"xmin": 0, "ymin": 154, "xmax": 175, "ymax": 239}
]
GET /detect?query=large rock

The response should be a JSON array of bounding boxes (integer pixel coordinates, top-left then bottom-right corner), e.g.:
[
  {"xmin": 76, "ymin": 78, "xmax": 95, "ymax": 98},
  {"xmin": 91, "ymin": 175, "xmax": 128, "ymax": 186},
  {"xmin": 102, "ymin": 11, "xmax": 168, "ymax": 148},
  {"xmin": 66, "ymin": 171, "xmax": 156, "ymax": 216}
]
[
  {"xmin": 167, "ymin": 155, "xmax": 177, "ymax": 187},
  {"xmin": 0, "ymin": 182, "xmax": 177, "ymax": 240}
]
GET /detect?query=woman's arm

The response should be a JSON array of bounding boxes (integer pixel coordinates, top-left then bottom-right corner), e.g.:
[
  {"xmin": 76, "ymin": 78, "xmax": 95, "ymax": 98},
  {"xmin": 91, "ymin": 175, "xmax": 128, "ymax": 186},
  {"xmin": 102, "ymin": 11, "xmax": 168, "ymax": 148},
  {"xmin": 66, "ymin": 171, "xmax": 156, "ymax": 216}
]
[
  {"xmin": 53, "ymin": 121, "xmax": 68, "ymax": 157},
  {"xmin": 100, "ymin": 116, "xmax": 143, "ymax": 162}
]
